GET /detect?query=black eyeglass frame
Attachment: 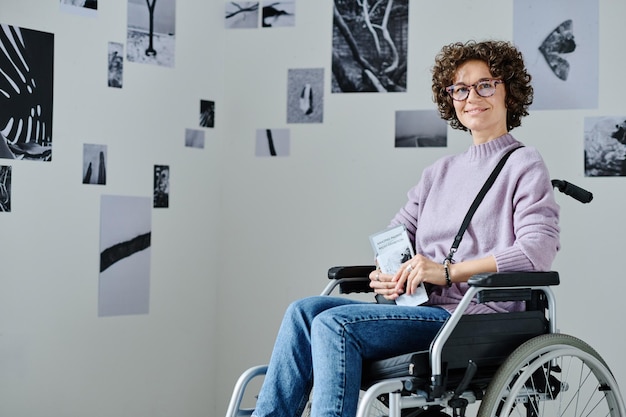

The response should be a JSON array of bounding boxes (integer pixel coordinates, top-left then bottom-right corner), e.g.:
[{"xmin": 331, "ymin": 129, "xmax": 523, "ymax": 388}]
[{"xmin": 445, "ymin": 79, "xmax": 504, "ymax": 101}]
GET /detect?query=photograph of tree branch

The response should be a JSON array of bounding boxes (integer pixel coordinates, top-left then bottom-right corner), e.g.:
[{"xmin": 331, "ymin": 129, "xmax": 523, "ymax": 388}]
[{"xmin": 331, "ymin": 0, "xmax": 408, "ymax": 93}]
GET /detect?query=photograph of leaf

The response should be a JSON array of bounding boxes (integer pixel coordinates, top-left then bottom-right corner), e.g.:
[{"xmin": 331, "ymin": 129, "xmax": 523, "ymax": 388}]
[{"xmin": 0, "ymin": 24, "xmax": 54, "ymax": 161}]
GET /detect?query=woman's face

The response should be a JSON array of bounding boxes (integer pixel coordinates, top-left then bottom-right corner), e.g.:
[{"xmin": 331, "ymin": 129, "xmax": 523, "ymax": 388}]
[{"xmin": 451, "ymin": 60, "xmax": 508, "ymax": 144}]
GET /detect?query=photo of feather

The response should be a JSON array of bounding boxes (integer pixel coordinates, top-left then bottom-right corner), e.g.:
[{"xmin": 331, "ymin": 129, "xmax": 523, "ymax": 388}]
[{"xmin": 286, "ymin": 68, "xmax": 324, "ymax": 124}]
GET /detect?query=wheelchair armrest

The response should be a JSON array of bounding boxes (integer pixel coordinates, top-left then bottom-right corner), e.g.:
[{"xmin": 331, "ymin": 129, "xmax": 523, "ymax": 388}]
[
  {"xmin": 328, "ymin": 265, "xmax": 377, "ymax": 279},
  {"xmin": 468, "ymin": 271, "xmax": 560, "ymax": 288},
  {"xmin": 326, "ymin": 266, "xmax": 376, "ymax": 295}
]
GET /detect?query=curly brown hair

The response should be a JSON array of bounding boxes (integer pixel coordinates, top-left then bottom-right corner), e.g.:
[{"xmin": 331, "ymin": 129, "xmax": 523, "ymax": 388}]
[{"xmin": 431, "ymin": 40, "xmax": 533, "ymax": 132}]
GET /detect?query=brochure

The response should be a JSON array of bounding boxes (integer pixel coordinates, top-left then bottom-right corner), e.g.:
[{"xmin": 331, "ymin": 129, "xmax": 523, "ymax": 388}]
[{"xmin": 369, "ymin": 224, "xmax": 428, "ymax": 306}]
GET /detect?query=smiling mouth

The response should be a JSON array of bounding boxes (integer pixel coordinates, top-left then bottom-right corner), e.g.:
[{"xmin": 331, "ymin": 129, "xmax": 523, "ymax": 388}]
[{"xmin": 465, "ymin": 108, "xmax": 487, "ymax": 114}]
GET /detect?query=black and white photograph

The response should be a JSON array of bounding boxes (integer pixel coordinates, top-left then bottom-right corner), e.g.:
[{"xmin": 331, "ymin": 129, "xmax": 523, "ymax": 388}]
[
  {"xmin": 395, "ymin": 110, "xmax": 447, "ymax": 148},
  {"xmin": 185, "ymin": 128, "xmax": 205, "ymax": 149},
  {"xmin": 127, "ymin": 0, "xmax": 176, "ymax": 68},
  {"xmin": 0, "ymin": 24, "xmax": 54, "ymax": 161},
  {"xmin": 153, "ymin": 165, "xmax": 169, "ymax": 208},
  {"xmin": 60, "ymin": 0, "xmax": 97, "ymax": 9},
  {"xmin": 261, "ymin": 1, "xmax": 295, "ymax": 28},
  {"xmin": 584, "ymin": 116, "xmax": 626, "ymax": 177},
  {"xmin": 82, "ymin": 144, "xmax": 107, "ymax": 185},
  {"xmin": 514, "ymin": 0, "xmax": 598, "ymax": 110},
  {"xmin": 225, "ymin": 2, "xmax": 259, "ymax": 29},
  {"xmin": 0, "ymin": 165, "xmax": 11, "ymax": 213},
  {"xmin": 99, "ymin": 195, "xmax": 152, "ymax": 317},
  {"xmin": 107, "ymin": 42, "xmax": 124, "ymax": 88},
  {"xmin": 255, "ymin": 128, "xmax": 290, "ymax": 157},
  {"xmin": 287, "ymin": 68, "xmax": 324, "ymax": 124},
  {"xmin": 331, "ymin": 0, "xmax": 409, "ymax": 93},
  {"xmin": 59, "ymin": 0, "xmax": 97, "ymax": 16},
  {"xmin": 200, "ymin": 100, "xmax": 215, "ymax": 128}
]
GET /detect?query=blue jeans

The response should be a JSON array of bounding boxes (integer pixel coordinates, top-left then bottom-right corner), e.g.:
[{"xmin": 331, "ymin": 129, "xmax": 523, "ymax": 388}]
[{"xmin": 252, "ymin": 296, "xmax": 451, "ymax": 417}]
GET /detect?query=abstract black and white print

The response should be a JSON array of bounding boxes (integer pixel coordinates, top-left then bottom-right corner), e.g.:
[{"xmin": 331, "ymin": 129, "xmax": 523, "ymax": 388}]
[
  {"xmin": 99, "ymin": 195, "xmax": 152, "ymax": 317},
  {"xmin": 82, "ymin": 144, "xmax": 107, "ymax": 185},
  {"xmin": 513, "ymin": 0, "xmax": 598, "ymax": 110},
  {"xmin": 395, "ymin": 110, "xmax": 447, "ymax": 148},
  {"xmin": 255, "ymin": 128, "xmax": 290, "ymax": 157},
  {"xmin": 0, "ymin": 24, "xmax": 54, "ymax": 161},
  {"xmin": 261, "ymin": 1, "xmax": 295, "ymax": 28},
  {"xmin": 332, "ymin": 0, "xmax": 408, "ymax": 93},
  {"xmin": 185, "ymin": 128, "xmax": 205, "ymax": 149},
  {"xmin": 60, "ymin": 0, "xmax": 97, "ymax": 10},
  {"xmin": 107, "ymin": 42, "xmax": 124, "ymax": 88},
  {"xmin": 538, "ymin": 19, "xmax": 576, "ymax": 82},
  {"xmin": 287, "ymin": 68, "xmax": 324, "ymax": 124},
  {"xmin": 584, "ymin": 116, "xmax": 626, "ymax": 177},
  {"xmin": 153, "ymin": 165, "xmax": 169, "ymax": 208},
  {"xmin": 0, "ymin": 165, "xmax": 11, "ymax": 212},
  {"xmin": 127, "ymin": 0, "xmax": 176, "ymax": 68},
  {"xmin": 200, "ymin": 100, "xmax": 215, "ymax": 128},
  {"xmin": 225, "ymin": 2, "xmax": 259, "ymax": 29}
]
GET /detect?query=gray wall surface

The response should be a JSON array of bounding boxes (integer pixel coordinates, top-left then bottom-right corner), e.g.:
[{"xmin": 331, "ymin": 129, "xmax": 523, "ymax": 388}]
[{"xmin": 1, "ymin": 1, "xmax": 624, "ymax": 416}]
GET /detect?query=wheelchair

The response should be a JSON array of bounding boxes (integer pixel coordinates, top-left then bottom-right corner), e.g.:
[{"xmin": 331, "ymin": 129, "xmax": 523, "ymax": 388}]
[{"xmin": 225, "ymin": 181, "xmax": 625, "ymax": 417}]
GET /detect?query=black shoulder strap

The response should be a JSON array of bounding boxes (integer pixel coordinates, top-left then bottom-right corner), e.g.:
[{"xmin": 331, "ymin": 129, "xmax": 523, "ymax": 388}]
[{"xmin": 446, "ymin": 145, "xmax": 524, "ymax": 262}]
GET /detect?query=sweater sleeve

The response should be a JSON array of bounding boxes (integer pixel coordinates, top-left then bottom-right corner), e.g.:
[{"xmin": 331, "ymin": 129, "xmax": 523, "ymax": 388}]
[{"xmin": 494, "ymin": 150, "xmax": 560, "ymax": 272}]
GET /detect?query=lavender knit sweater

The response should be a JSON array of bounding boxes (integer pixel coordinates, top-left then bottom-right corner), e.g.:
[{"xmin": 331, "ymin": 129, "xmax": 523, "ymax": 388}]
[{"xmin": 389, "ymin": 134, "xmax": 560, "ymax": 314}]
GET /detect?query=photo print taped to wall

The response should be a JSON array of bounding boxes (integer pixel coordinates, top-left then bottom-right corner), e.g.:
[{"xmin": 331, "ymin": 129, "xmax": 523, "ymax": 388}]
[
  {"xmin": 225, "ymin": 2, "xmax": 259, "ymax": 29},
  {"xmin": 331, "ymin": 0, "xmax": 408, "ymax": 93},
  {"xmin": 107, "ymin": 42, "xmax": 124, "ymax": 88},
  {"xmin": 99, "ymin": 195, "xmax": 152, "ymax": 317},
  {"xmin": 185, "ymin": 128, "xmax": 205, "ymax": 149},
  {"xmin": 584, "ymin": 116, "xmax": 626, "ymax": 177},
  {"xmin": 200, "ymin": 100, "xmax": 215, "ymax": 128},
  {"xmin": 0, "ymin": 165, "xmax": 11, "ymax": 213},
  {"xmin": 287, "ymin": 68, "xmax": 324, "ymax": 124},
  {"xmin": 0, "ymin": 24, "xmax": 54, "ymax": 161},
  {"xmin": 395, "ymin": 110, "xmax": 448, "ymax": 148},
  {"xmin": 127, "ymin": 0, "xmax": 176, "ymax": 67},
  {"xmin": 83, "ymin": 144, "xmax": 107, "ymax": 185},
  {"xmin": 261, "ymin": 1, "xmax": 295, "ymax": 28},
  {"xmin": 153, "ymin": 164, "xmax": 169, "ymax": 208},
  {"xmin": 59, "ymin": 0, "xmax": 98, "ymax": 16},
  {"xmin": 513, "ymin": 0, "xmax": 598, "ymax": 110},
  {"xmin": 255, "ymin": 129, "xmax": 290, "ymax": 157}
]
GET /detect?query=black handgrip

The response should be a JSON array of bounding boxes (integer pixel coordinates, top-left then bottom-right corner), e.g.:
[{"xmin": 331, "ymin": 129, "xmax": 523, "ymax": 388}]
[{"xmin": 551, "ymin": 179, "xmax": 593, "ymax": 203}]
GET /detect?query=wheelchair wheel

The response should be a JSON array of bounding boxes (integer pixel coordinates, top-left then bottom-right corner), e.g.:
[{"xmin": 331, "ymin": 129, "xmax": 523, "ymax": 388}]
[{"xmin": 478, "ymin": 333, "xmax": 625, "ymax": 417}]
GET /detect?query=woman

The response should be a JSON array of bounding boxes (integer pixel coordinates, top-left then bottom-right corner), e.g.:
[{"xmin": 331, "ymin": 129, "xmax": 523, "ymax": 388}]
[{"xmin": 251, "ymin": 40, "xmax": 560, "ymax": 417}]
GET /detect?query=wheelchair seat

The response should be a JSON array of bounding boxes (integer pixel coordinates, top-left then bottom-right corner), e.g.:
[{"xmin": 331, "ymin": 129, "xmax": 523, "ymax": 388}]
[{"xmin": 362, "ymin": 309, "xmax": 549, "ymax": 389}]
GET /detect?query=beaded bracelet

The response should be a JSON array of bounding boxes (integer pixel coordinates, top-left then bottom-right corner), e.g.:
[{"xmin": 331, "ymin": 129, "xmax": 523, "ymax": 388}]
[{"xmin": 443, "ymin": 259, "xmax": 452, "ymax": 287}]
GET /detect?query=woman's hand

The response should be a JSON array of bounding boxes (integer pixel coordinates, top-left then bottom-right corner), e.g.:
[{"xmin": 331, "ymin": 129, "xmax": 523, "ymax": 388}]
[
  {"xmin": 394, "ymin": 254, "xmax": 445, "ymax": 295},
  {"xmin": 369, "ymin": 268, "xmax": 404, "ymax": 300}
]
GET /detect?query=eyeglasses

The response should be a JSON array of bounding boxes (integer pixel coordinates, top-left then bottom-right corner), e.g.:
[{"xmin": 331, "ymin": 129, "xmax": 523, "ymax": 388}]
[{"xmin": 445, "ymin": 79, "xmax": 503, "ymax": 101}]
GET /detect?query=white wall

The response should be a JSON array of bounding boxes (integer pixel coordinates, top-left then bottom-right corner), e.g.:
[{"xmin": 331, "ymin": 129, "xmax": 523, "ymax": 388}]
[
  {"xmin": 0, "ymin": 0, "xmax": 224, "ymax": 416},
  {"xmin": 1, "ymin": 1, "xmax": 626, "ymax": 417}
]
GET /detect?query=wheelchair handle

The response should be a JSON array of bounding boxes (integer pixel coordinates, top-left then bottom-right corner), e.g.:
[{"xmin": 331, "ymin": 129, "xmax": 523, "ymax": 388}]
[{"xmin": 552, "ymin": 179, "xmax": 593, "ymax": 203}]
